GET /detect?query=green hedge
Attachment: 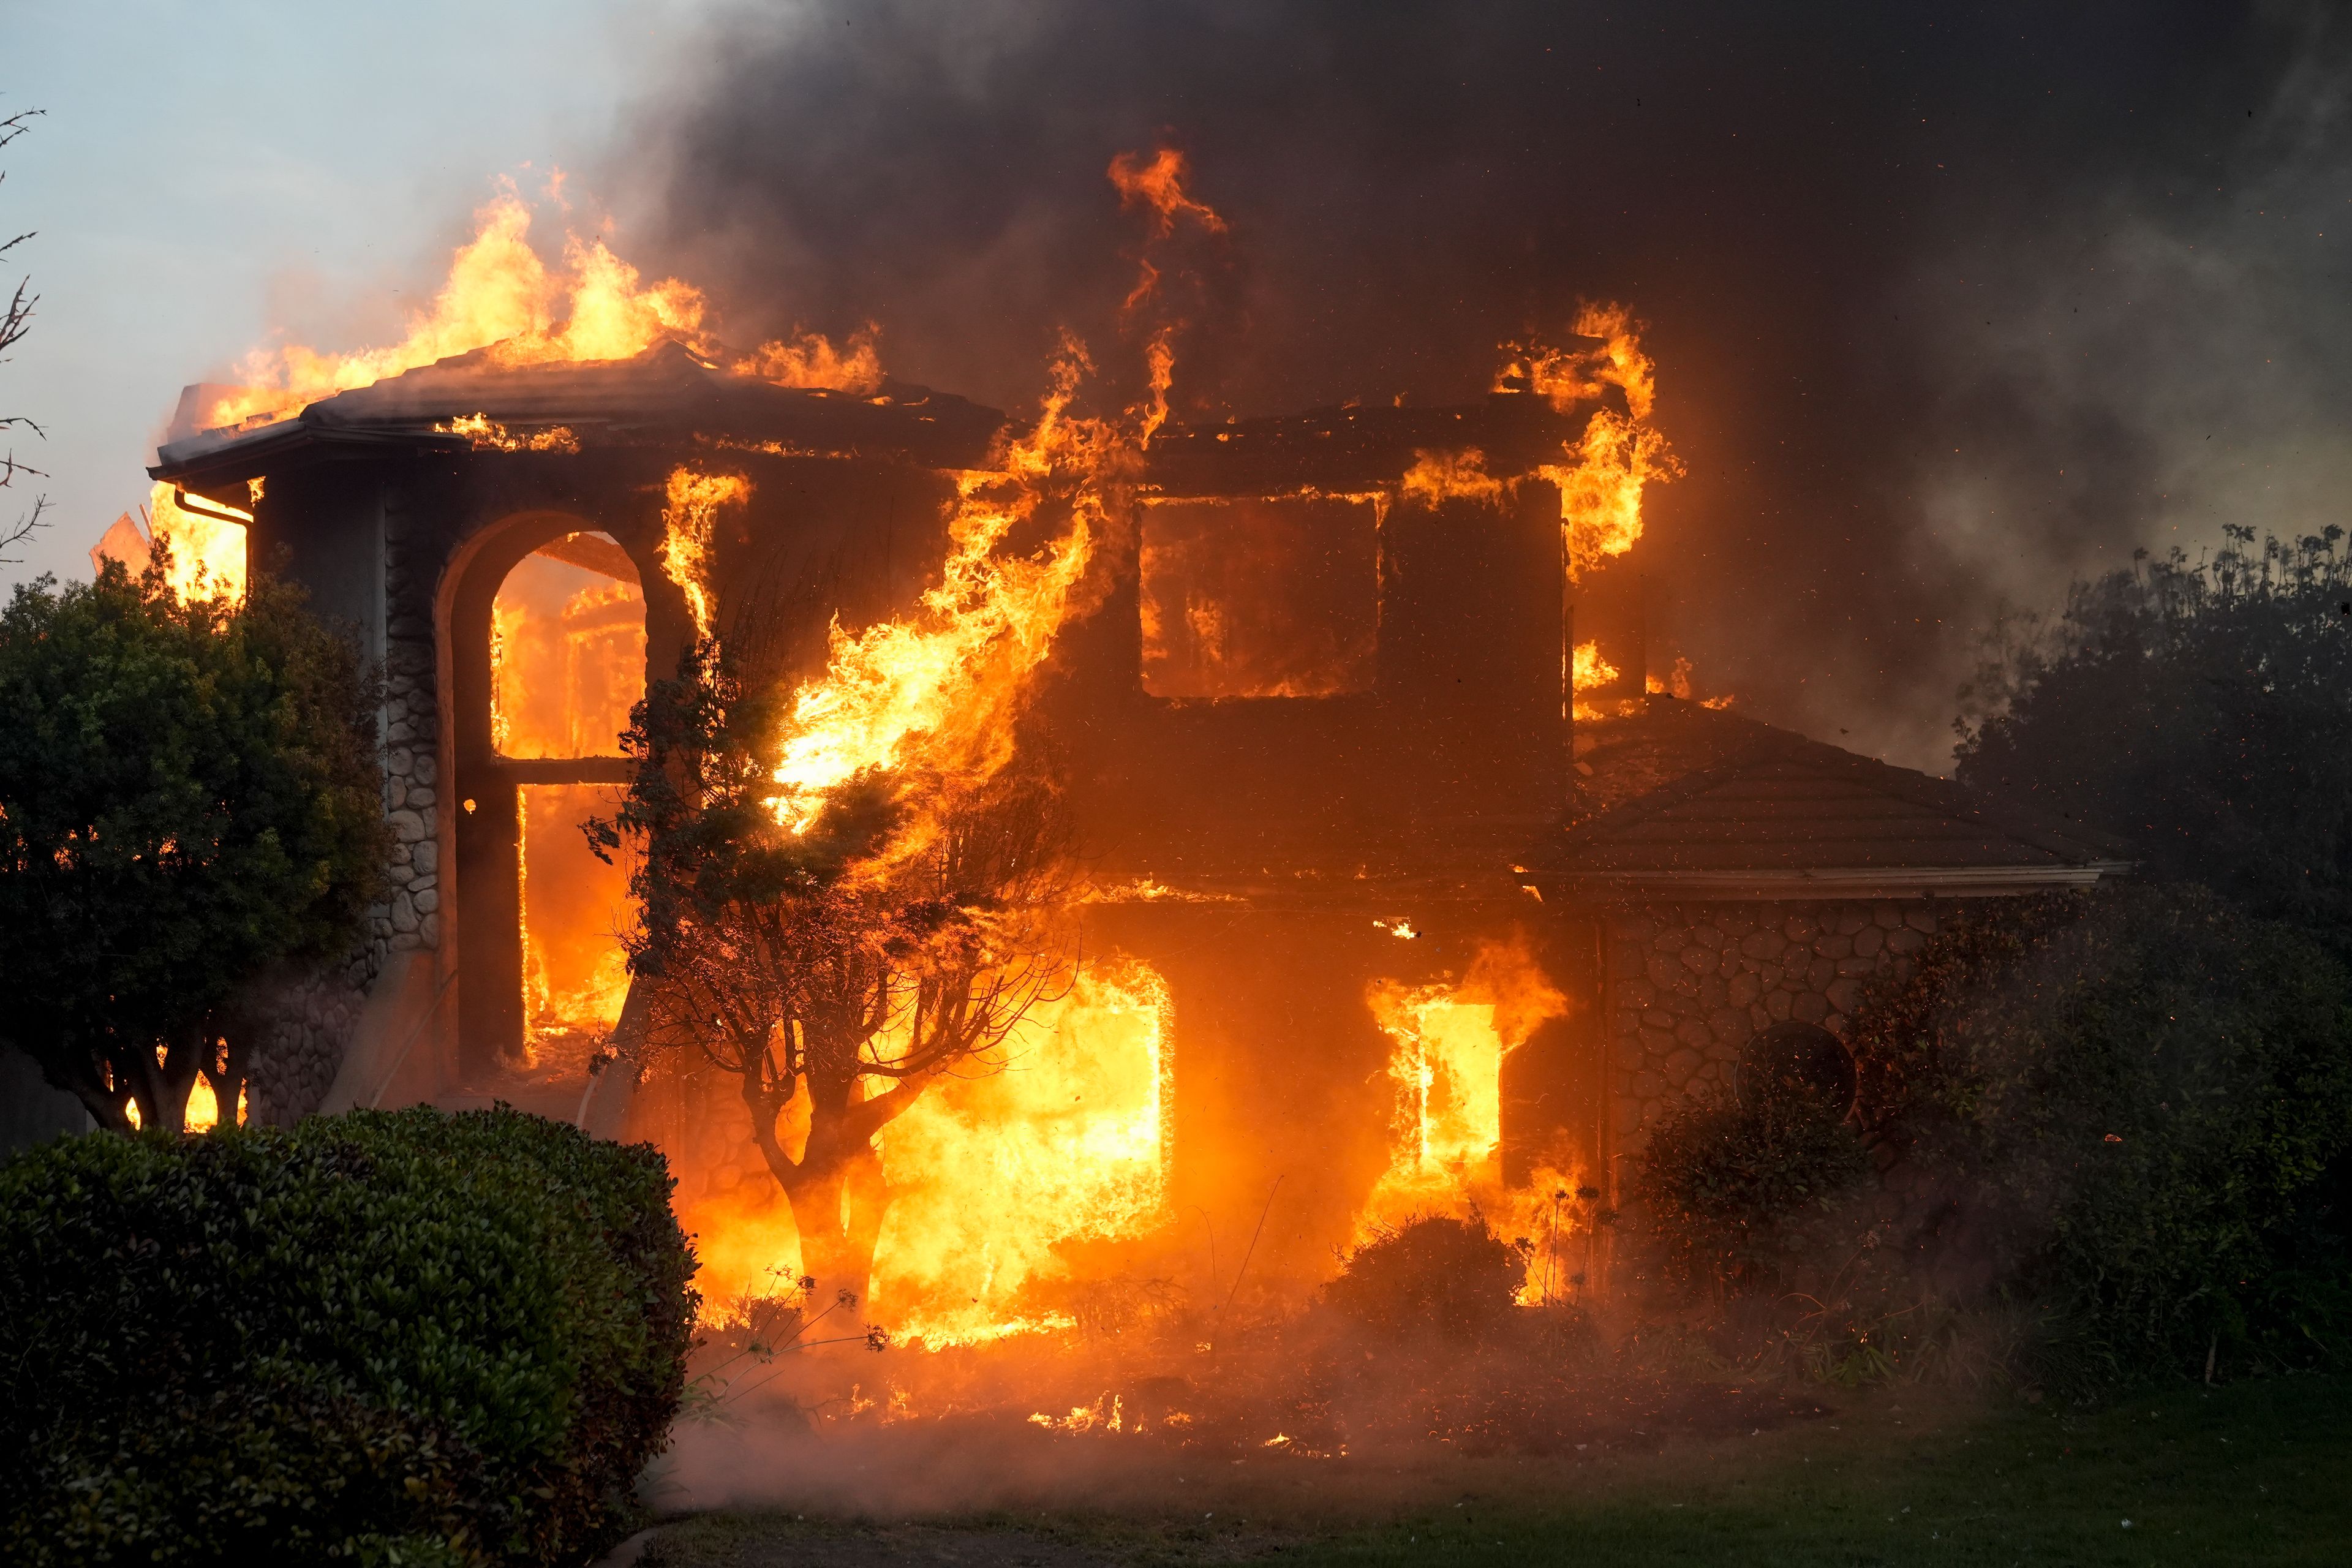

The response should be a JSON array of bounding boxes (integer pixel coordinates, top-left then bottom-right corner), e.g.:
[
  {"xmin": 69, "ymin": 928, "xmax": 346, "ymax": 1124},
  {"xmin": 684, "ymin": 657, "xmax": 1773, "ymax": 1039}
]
[{"xmin": 0, "ymin": 1107, "xmax": 698, "ymax": 1567}]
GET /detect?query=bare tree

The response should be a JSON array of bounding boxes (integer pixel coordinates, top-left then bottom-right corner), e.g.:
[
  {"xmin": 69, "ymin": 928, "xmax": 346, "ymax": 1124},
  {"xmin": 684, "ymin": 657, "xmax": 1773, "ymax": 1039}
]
[
  {"xmin": 596, "ymin": 647, "xmax": 1076, "ymax": 1305},
  {"xmin": 0, "ymin": 105, "xmax": 45, "ymax": 566}
]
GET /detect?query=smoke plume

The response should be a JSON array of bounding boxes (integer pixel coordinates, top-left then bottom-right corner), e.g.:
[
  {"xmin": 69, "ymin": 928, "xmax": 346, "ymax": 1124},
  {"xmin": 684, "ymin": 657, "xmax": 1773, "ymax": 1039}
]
[{"xmin": 609, "ymin": 1, "xmax": 2351, "ymax": 770}]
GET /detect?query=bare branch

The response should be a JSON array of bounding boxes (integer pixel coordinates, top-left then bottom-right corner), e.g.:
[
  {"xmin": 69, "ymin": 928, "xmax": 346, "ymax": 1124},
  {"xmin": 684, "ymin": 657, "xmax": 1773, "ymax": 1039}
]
[
  {"xmin": 0, "ymin": 107, "xmax": 44, "ymax": 564},
  {"xmin": 0, "ymin": 492, "xmax": 47, "ymax": 565},
  {"xmin": 1, "ymin": 277, "xmax": 36, "ymax": 359}
]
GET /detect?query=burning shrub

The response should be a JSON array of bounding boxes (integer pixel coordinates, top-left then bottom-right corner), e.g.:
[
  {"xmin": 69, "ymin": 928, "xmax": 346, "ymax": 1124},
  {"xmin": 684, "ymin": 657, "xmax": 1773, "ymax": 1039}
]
[
  {"xmin": 0, "ymin": 1107, "xmax": 696, "ymax": 1567},
  {"xmin": 1845, "ymin": 883, "xmax": 2352, "ymax": 1383},
  {"xmin": 1629, "ymin": 1084, "xmax": 1869, "ymax": 1298},
  {"xmin": 1320, "ymin": 1212, "xmax": 1525, "ymax": 1343}
]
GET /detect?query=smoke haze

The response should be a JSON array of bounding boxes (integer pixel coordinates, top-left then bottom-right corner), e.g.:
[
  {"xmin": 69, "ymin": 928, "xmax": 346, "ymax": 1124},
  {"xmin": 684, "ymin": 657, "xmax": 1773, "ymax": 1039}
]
[{"xmin": 609, "ymin": 0, "xmax": 2352, "ymax": 770}]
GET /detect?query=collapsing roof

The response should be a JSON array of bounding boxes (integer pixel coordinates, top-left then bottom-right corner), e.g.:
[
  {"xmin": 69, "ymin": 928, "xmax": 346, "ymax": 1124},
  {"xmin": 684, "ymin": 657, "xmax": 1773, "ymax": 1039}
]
[{"xmin": 1530, "ymin": 697, "xmax": 2134, "ymax": 900}]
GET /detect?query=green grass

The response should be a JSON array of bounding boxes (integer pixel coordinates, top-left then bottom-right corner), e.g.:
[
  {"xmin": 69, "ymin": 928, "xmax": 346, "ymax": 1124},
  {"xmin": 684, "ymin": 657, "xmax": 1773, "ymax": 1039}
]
[
  {"xmin": 1294, "ymin": 1374, "xmax": 2350, "ymax": 1565},
  {"xmin": 636, "ymin": 1373, "xmax": 2352, "ymax": 1566}
]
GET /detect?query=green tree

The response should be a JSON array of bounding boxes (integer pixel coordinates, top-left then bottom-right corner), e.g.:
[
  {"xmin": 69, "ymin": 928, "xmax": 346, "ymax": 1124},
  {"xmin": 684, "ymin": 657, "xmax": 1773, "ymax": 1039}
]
[
  {"xmin": 1956, "ymin": 526, "xmax": 2352, "ymax": 940},
  {"xmin": 596, "ymin": 646, "xmax": 1071, "ymax": 1305},
  {"xmin": 0, "ymin": 557, "xmax": 388, "ymax": 1133},
  {"xmin": 1846, "ymin": 884, "xmax": 2352, "ymax": 1376}
]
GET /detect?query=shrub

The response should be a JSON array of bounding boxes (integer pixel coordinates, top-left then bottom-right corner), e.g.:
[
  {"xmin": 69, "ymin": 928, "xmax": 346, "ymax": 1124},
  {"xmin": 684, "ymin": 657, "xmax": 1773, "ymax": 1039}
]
[
  {"xmin": 0, "ymin": 1107, "xmax": 698, "ymax": 1567},
  {"xmin": 1320, "ymin": 1212, "xmax": 1524, "ymax": 1343},
  {"xmin": 1846, "ymin": 883, "xmax": 2352, "ymax": 1379},
  {"xmin": 0, "ymin": 560, "xmax": 388, "ymax": 1131},
  {"xmin": 1630, "ymin": 1085, "xmax": 1869, "ymax": 1297}
]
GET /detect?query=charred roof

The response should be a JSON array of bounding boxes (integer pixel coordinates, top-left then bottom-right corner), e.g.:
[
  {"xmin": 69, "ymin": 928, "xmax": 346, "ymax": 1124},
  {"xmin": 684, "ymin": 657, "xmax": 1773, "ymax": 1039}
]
[
  {"xmin": 149, "ymin": 340, "xmax": 1009, "ymax": 496},
  {"xmin": 153, "ymin": 339, "xmax": 1591, "ymax": 504}
]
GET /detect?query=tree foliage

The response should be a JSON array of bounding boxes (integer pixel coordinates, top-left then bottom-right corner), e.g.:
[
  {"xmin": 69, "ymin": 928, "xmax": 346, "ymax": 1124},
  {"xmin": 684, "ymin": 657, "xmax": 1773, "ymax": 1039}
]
[
  {"xmin": 1845, "ymin": 884, "xmax": 2352, "ymax": 1375},
  {"xmin": 0, "ymin": 558, "xmax": 388, "ymax": 1132},
  {"xmin": 1956, "ymin": 527, "xmax": 2352, "ymax": 938},
  {"xmin": 595, "ymin": 644, "xmax": 1073, "ymax": 1298}
]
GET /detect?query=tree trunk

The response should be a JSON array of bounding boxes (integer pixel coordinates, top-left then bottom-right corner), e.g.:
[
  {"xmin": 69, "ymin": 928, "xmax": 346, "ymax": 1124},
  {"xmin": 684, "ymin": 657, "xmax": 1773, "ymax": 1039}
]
[
  {"xmin": 774, "ymin": 1145, "xmax": 895, "ymax": 1314},
  {"xmin": 121, "ymin": 1032, "xmax": 203, "ymax": 1135},
  {"xmin": 744, "ymin": 1063, "xmax": 940, "ymax": 1319}
]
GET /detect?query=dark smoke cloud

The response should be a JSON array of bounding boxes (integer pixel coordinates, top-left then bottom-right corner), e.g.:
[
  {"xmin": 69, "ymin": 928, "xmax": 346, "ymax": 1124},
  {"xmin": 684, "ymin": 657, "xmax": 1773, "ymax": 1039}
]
[{"xmin": 611, "ymin": 0, "xmax": 2347, "ymax": 770}]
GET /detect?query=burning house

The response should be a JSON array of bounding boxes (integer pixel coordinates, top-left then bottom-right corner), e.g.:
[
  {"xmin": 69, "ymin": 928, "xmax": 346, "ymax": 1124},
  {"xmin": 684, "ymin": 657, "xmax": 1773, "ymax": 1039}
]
[
  {"xmin": 140, "ymin": 349, "xmax": 2128, "ymax": 1327},
  {"xmin": 119, "ymin": 176, "xmax": 2130, "ymax": 1337}
]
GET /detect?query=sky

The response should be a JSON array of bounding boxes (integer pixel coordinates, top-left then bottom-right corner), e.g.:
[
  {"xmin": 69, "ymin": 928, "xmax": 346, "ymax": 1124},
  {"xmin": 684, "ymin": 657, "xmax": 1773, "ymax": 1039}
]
[
  {"xmin": 6, "ymin": 2, "xmax": 2348, "ymax": 772},
  {"xmin": 0, "ymin": 0, "xmax": 715, "ymax": 590}
]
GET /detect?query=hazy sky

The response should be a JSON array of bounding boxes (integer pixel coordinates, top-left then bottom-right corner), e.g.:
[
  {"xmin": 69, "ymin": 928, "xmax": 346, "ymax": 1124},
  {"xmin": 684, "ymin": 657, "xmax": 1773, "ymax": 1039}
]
[{"xmin": 0, "ymin": 1, "xmax": 713, "ymax": 590}]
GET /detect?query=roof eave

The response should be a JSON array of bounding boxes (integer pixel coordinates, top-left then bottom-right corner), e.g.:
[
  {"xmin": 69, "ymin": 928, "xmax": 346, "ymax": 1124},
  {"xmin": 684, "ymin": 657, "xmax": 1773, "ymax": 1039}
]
[{"xmin": 1534, "ymin": 860, "xmax": 2137, "ymax": 903}]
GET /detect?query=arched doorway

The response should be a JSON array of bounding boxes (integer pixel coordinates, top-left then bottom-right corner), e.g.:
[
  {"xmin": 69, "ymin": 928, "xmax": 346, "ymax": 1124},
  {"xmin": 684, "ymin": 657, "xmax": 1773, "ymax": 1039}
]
[{"xmin": 448, "ymin": 521, "xmax": 648, "ymax": 1073}]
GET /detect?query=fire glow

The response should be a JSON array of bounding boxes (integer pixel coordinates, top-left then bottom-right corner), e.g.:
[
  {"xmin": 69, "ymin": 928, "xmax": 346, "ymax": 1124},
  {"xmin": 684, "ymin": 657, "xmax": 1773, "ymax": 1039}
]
[{"xmin": 156, "ymin": 142, "xmax": 1698, "ymax": 1357}]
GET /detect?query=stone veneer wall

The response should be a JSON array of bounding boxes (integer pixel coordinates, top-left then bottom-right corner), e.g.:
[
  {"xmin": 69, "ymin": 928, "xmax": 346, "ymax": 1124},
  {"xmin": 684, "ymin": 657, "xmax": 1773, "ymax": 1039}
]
[
  {"xmin": 379, "ymin": 487, "xmax": 443, "ymax": 959},
  {"xmin": 245, "ymin": 485, "xmax": 443, "ymax": 1123},
  {"xmin": 1605, "ymin": 899, "xmax": 1940, "ymax": 1145}
]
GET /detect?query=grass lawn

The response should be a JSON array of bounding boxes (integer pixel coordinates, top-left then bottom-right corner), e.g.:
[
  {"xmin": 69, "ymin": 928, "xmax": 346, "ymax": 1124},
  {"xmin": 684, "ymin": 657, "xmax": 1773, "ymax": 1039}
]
[{"xmin": 631, "ymin": 1371, "xmax": 2351, "ymax": 1566}]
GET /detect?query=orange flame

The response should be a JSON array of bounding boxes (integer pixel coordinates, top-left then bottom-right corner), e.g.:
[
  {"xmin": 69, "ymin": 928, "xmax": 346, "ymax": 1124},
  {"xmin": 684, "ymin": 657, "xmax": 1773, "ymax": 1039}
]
[
  {"xmin": 1501, "ymin": 300, "xmax": 1657, "ymax": 421},
  {"xmin": 1538, "ymin": 409, "xmax": 1683, "ymax": 581},
  {"xmin": 1106, "ymin": 147, "xmax": 1229, "ymax": 238},
  {"xmin": 1136, "ymin": 328, "xmax": 1176, "ymax": 448},
  {"xmin": 765, "ymin": 341, "xmax": 1115, "ymax": 843},
  {"xmin": 1645, "ymin": 655, "xmax": 1735, "ymax": 709},
  {"xmin": 735, "ymin": 323, "xmax": 884, "ymax": 393},
  {"xmin": 1570, "ymin": 639, "xmax": 1631, "ymax": 723},
  {"xmin": 658, "ymin": 468, "xmax": 752, "ymax": 643},
  {"xmin": 1400, "ymin": 447, "xmax": 1507, "ymax": 506},
  {"xmin": 1357, "ymin": 938, "xmax": 1605, "ymax": 1304},
  {"xmin": 870, "ymin": 957, "xmax": 1172, "ymax": 1346},
  {"xmin": 146, "ymin": 483, "xmax": 248, "ymax": 604},
  {"xmin": 434, "ymin": 413, "xmax": 580, "ymax": 453},
  {"xmin": 1496, "ymin": 304, "xmax": 1681, "ymax": 581},
  {"xmin": 200, "ymin": 187, "xmax": 712, "ymax": 434},
  {"xmin": 1366, "ymin": 937, "xmax": 1566, "ymax": 1202},
  {"xmin": 1572, "ymin": 639, "xmax": 1619, "ymax": 690}
]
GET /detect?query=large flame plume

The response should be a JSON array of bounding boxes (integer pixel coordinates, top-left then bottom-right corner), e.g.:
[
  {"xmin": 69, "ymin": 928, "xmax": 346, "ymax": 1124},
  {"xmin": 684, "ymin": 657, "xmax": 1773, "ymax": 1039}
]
[
  {"xmin": 1395, "ymin": 306, "xmax": 1680, "ymax": 582},
  {"xmin": 670, "ymin": 955, "xmax": 1173, "ymax": 1338},
  {"xmin": 1358, "ymin": 936, "xmax": 1602, "ymax": 1302},
  {"xmin": 763, "ymin": 148, "xmax": 1226, "ymax": 850},
  {"xmin": 1499, "ymin": 304, "xmax": 1684, "ymax": 580},
  {"xmin": 145, "ymin": 483, "xmax": 249, "ymax": 605},
  {"xmin": 197, "ymin": 184, "xmax": 882, "ymax": 435},
  {"xmin": 764, "ymin": 348, "xmax": 1115, "ymax": 845},
  {"xmin": 657, "ymin": 468, "xmax": 752, "ymax": 642}
]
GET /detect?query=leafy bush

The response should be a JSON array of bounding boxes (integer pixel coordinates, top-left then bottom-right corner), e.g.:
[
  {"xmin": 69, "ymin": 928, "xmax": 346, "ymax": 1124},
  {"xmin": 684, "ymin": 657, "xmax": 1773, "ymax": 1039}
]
[
  {"xmin": 0, "ymin": 559, "xmax": 388, "ymax": 1131},
  {"xmin": 1630, "ymin": 1085, "xmax": 1869, "ymax": 1297},
  {"xmin": 1321, "ymin": 1213, "xmax": 1524, "ymax": 1342},
  {"xmin": 0, "ymin": 1107, "xmax": 697, "ymax": 1567},
  {"xmin": 1846, "ymin": 884, "xmax": 2352, "ymax": 1379}
]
